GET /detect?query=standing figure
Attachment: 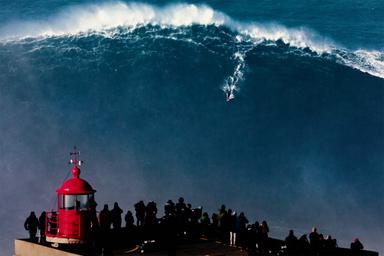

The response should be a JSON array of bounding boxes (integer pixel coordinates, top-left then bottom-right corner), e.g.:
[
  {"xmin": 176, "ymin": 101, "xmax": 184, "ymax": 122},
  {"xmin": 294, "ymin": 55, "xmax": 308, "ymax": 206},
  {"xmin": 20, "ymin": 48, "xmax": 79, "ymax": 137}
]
[
  {"xmin": 88, "ymin": 196, "xmax": 98, "ymax": 229},
  {"xmin": 228, "ymin": 210, "xmax": 237, "ymax": 246},
  {"xmin": 309, "ymin": 227, "xmax": 320, "ymax": 251},
  {"xmin": 38, "ymin": 211, "xmax": 46, "ymax": 244},
  {"xmin": 285, "ymin": 230, "xmax": 298, "ymax": 254},
  {"xmin": 110, "ymin": 202, "xmax": 123, "ymax": 229},
  {"xmin": 24, "ymin": 211, "xmax": 39, "ymax": 242},
  {"xmin": 99, "ymin": 204, "xmax": 111, "ymax": 231},
  {"xmin": 236, "ymin": 212, "xmax": 248, "ymax": 248},
  {"xmin": 134, "ymin": 201, "xmax": 146, "ymax": 227},
  {"xmin": 351, "ymin": 238, "xmax": 364, "ymax": 251},
  {"xmin": 124, "ymin": 210, "xmax": 135, "ymax": 228},
  {"xmin": 259, "ymin": 220, "xmax": 269, "ymax": 254}
]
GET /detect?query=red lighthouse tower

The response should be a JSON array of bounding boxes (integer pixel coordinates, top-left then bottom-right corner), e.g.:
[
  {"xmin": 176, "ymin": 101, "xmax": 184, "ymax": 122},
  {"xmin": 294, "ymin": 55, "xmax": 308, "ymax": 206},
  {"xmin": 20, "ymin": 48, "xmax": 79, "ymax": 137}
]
[{"xmin": 46, "ymin": 147, "xmax": 96, "ymax": 245}]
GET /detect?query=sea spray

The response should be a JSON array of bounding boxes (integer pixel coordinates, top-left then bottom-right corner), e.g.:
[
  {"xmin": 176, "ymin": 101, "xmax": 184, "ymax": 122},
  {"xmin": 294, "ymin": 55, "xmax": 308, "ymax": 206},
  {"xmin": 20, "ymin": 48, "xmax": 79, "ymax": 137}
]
[{"xmin": 1, "ymin": 1, "xmax": 383, "ymax": 82}]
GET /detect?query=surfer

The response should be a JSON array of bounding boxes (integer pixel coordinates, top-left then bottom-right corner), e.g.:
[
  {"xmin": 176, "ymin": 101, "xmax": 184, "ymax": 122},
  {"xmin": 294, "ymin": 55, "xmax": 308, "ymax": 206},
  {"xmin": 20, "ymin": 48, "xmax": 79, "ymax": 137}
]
[{"xmin": 225, "ymin": 87, "xmax": 234, "ymax": 102}]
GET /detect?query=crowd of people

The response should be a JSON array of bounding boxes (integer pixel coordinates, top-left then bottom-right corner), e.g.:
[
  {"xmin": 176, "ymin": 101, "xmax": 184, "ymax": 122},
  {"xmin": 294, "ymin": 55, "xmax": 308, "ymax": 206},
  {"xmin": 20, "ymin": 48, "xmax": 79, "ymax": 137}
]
[{"xmin": 24, "ymin": 197, "xmax": 366, "ymax": 255}]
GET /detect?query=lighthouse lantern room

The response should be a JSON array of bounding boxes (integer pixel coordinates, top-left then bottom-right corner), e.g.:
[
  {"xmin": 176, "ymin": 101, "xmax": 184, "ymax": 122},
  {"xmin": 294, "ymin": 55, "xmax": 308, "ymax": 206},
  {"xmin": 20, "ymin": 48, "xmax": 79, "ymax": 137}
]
[{"xmin": 45, "ymin": 147, "xmax": 96, "ymax": 245}]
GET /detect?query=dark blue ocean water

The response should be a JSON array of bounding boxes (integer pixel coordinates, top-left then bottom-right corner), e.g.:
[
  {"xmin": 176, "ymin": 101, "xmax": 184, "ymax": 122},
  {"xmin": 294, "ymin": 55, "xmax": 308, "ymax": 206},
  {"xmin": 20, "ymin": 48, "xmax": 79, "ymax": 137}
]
[{"xmin": 0, "ymin": 1, "xmax": 383, "ymax": 255}]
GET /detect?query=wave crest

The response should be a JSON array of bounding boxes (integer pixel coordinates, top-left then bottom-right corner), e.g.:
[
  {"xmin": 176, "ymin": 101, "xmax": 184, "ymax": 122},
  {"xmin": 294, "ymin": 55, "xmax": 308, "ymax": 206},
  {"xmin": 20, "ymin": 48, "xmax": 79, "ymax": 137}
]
[
  {"xmin": 0, "ymin": 1, "xmax": 383, "ymax": 80},
  {"xmin": 0, "ymin": 2, "xmax": 228, "ymax": 38}
]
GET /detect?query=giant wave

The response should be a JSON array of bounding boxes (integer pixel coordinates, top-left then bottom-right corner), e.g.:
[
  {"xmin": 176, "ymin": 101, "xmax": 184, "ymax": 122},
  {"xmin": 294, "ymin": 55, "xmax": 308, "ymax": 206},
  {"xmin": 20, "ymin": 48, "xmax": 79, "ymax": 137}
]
[{"xmin": 0, "ymin": 1, "xmax": 383, "ymax": 97}]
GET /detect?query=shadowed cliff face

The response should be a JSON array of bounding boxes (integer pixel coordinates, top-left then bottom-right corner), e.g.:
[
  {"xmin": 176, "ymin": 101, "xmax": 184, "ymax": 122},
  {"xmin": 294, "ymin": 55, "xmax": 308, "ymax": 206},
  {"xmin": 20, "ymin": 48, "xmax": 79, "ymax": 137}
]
[{"xmin": 0, "ymin": 2, "xmax": 383, "ymax": 255}]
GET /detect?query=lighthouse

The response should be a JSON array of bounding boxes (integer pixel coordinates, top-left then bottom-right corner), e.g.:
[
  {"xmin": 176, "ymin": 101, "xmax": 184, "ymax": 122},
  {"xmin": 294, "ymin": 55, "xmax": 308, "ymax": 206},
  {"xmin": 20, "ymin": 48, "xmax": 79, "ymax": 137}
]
[{"xmin": 45, "ymin": 147, "xmax": 96, "ymax": 245}]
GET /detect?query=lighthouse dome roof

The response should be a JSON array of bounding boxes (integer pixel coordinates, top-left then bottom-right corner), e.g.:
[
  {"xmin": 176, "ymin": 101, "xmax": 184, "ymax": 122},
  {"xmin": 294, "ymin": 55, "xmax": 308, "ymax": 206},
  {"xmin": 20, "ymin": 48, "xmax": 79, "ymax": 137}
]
[{"xmin": 56, "ymin": 166, "xmax": 95, "ymax": 194}]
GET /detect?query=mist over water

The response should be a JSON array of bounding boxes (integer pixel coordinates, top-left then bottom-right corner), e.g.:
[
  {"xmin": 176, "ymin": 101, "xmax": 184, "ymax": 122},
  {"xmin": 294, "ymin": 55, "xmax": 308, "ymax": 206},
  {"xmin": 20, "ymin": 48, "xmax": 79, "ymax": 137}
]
[{"xmin": 0, "ymin": 1, "xmax": 383, "ymax": 255}]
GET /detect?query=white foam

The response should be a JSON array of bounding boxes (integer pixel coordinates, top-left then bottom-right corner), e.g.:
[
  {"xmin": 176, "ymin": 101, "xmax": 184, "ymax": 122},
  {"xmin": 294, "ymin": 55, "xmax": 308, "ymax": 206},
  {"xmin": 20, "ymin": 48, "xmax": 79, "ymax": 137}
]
[
  {"xmin": 0, "ymin": 2, "xmax": 228, "ymax": 38},
  {"xmin": 239, "ymin": 23, "xmax": 335, "ymax": 54},
  {"xmin": 0, "ymin": 1, "xmax": 383, "ymax": 79},
  {"xmin": 222, "ymin": 51, "xmax": 246, "ymax": 100},
  {"xmin": 339, "ymin": 50, "xmax": 384, "ymax": 79}
]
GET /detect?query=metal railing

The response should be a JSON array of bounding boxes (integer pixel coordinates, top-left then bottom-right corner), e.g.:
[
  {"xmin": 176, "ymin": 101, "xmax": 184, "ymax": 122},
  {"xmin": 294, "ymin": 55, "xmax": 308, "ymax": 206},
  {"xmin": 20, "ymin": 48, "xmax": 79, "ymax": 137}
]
[{"xmin": 45, "ymin": 211, "xmax": 58, "ymax": 236}]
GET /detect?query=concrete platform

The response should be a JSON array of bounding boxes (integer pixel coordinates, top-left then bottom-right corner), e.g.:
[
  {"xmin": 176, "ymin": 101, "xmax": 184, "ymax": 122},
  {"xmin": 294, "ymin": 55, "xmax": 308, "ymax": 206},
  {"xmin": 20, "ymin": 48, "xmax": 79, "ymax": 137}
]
[{"xmin": 14, "ymin": 239, "xmax": 80, "ymax": 256}]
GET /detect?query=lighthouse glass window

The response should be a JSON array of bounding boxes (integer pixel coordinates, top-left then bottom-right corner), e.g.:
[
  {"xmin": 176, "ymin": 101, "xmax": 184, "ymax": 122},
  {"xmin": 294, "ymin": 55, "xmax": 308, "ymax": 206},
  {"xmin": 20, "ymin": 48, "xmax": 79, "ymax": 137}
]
[
  {"xmin": 77, "ymin": 195, "xmax": 89, "ymax": 210},
  {"xmin": 63, "ymin": 195, "xmax": 76, "ymax": 210},
  {"xmin": 60, "ymin": 194, "xmax": 90, "ymax": 210}
]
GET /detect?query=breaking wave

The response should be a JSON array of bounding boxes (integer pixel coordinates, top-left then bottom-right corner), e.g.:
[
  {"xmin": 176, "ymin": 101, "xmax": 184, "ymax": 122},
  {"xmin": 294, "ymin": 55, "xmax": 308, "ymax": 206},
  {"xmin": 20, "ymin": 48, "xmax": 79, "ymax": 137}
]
[{"xmin": 0, "ymin": 1, "xmax": 383, "ymax": 96}]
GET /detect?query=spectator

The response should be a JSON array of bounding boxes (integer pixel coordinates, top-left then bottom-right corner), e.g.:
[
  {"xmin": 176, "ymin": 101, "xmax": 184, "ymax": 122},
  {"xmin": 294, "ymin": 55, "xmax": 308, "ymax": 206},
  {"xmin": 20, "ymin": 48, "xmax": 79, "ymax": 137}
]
[
  {"xmin": 164, "ymin": 200, "xmax": 175, "ymax": 216},
  {"xmin": 217, "ymin": 205, "xmax": 228, "ymax": 243},
  {"xmin": 134, "ymin": 200, "xmax": 146, "ymax": 226},
  {"xmin": 325, "ymin": 235, "xmax": 337, "ymax": 249},
  {"xmin": 218, "ymin": 205, "xmax": 226, "ymax": 228},
  {"xmin": 110, "ymin": 202, "xmax": 123, "ymax": 229},
  {"xmin": 124, "ymin": 210, "xmax": 135, "ymax": 228},
  {"xmin": 176, "ymin": 197, "xmax": 187, "ymax": 235},
  {"xmin": 99, "ymin": 204, "xmax": 111, "ymax": 231},
  {"xmin": 228, "ymin": 210, "xmax": 237, "ymax": 246},
  {"xmin": 236, "ymin": 212, "xmax": 249, "ymax": 248},
  {"xmin": 87, "ymin": 196, "xmax": 98, "ymax": 229},
  {"xmin": 309, "ymin": 227, "xmax": 320, "ymax": 250},
  {"xmin": 351, "ymin": 238, "xmax": 364, "ymax": 251},
  {"xmin": 200, "ymin": 212, "xmax": 210, "ymax": 237},
  {"xmin": 24, "ymin": 211, "xmax": 39, "ymax": 242},
  {"xmin": 176, "ymin": 197, "xmax": 186, "ymax": 216},
  {"xmin": 260, "ymin": 220, "xmax": 269, "ymax": 238},
  {"xmin": 258, "ymin": 221, "xmax": 269, "ymax": 254},
  {"xmin": 285, "ymin": 229, "xmax": 298, "ymax": 252},
  {"xmin": 298, "ymin": 234, "xmax": 310, "ymax": 253},
  {"xmin": 160, "ymin": 202, "xmax": 177, "ymax": 256},
  {"xmin": 38, "ymin": 211, "xmax": 46, "ymax": 244},
  {"xmin": 145, "ymin": 201, "xmax": 157, "ymax": 226}
]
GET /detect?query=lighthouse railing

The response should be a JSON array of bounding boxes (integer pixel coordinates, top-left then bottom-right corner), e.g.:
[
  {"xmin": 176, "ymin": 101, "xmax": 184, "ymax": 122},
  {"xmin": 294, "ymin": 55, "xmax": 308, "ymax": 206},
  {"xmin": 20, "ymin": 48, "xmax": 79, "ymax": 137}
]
[{"xmin": 45, "ymin": 210, "xmax": 58, "ymax": 236}]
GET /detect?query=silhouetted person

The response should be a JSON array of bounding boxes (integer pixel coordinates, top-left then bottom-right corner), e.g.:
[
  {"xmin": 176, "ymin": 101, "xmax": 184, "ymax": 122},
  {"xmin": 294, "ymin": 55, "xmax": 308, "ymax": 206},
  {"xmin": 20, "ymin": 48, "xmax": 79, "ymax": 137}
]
[
  {"xmin": 211, "ymin": 213, "xmax": 219, "ymax": 238},
  {"xmin": 176, "ymin": 197, "xmax": 186, "ymax": 216},
  {"xmin": 164, "ymin": 200, "xmax": 175, "ymax": 216},
  {"xmin": 98, "ymin": 204, "xmax": 113, "ymax": 253},
  {"xmin": 134, "ymin": 200, "xmax": 146, "ymax": 226},
  {"xmin": 187, "ymin": 206, "xmax": 201, "ymax": 238},
  {"xmin": 245, "ymin": 223, "xmax": 258, "ymax": 254},
  {"xmin": 325, "ymin": 235, "xmax": 337, "ymax": 249},
  {"xmin": 260, "ymin": 220, "xmax": 269, "ymax": 238},
  {"xmin": 99, "ymin": 204, "xmax": 111, "ymax": 231},
  {"xmin": 185, "ymin": 203, "xmax": 193, "ymax": 234},
  {"xmin": 259, "ymin": 221, "xmax": 269, "ymax": 254},
  {"xmin": 145, "ymin": 201, "xmax": 157, "ymax": 226},
  {"xmin": 200, "ymin": 212, "xmax": 210, "ymax": 237},
  {"xmin": 309, "ymin": 227, "xmax": 320, "ymax": 250},
  {"xmin": 285, "ymin": 230, "xmax": 298, "ymax": 253},
  {"xmin": 176, "ymin": 197, "xmax": 187, "ymax": 235},
  {"xmin": 191, "ymin": 206, "xmax": 202, "ymax": 225},
  {"xmin": 319, "ymin": 233, "xmax": 326, "ymax": 249},
  {"xmin": 111, "ymin": 202, "xmax": 123, "ymax": 229},
  {"xmin": 350, "ymin": 238, "xmax": 364, "ymax": 251},
  {"xmin": 236, "ymin": 212, "xmax": 249, "ymax": 248},
  {"xmin": 87, "ymin": 196, "xmax": 98, "ymax": 229},
  {"xmin": 217, "ymin": 205, "xmax": 227, "ymax": 242},
  {"xmin": 228, "ymin": 210, "xmax": 237, "ymax": 246},
  {"xmin": 298, "ymin": 234, "xmax": 310, "ymax": 253},
  {"xmin": 124, "ymin": 210, "xmax": 134, "ymax": 228},
  {"xmin": 211, "ymin": 213, "xmax": 218, "ymax": 227},
  {"xmin": 24, "ymin": 211, "xmax": 39, "ymax": 242},
  {"xmin": 161, "ymin": 201, "xmax": 177, "ymax": 256},
  {"xmin": 38, "ymin": 211, "xmax": 46, "ymax": 244},
  {"xmin": 218, "ymin": 204, "xmax": 226, "ymax": 228},
  {"xmin": 165, "ymin": 200, "xmax": 176, "ymax": 216}
]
